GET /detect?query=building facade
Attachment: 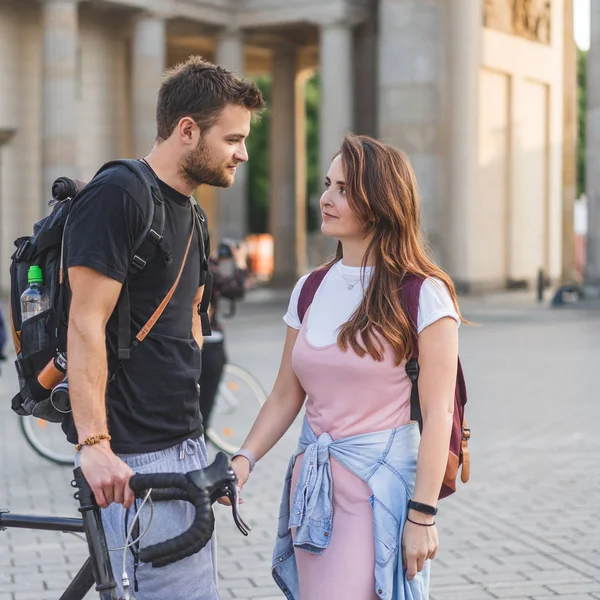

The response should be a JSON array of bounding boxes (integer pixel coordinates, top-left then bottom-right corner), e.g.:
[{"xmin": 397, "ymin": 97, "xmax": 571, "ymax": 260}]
[{"xmin": 0, "ymin": 0, "xmax": 575, "ymax": 292}]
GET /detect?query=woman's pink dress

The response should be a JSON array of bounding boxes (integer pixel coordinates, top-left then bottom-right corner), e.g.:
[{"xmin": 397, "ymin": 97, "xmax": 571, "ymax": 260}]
[{"xmin": 290, "ymin": 308, "xmax": 414, "ymax": 600}]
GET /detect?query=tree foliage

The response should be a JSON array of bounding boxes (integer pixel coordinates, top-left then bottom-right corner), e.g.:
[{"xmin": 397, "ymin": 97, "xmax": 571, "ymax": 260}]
[{"xmin": 246, "ymin": 72, "xmax": 321, "ymax": 233}]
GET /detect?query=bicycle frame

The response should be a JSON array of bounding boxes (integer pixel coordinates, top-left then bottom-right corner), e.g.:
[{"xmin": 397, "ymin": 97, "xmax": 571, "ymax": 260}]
[{"xmin": 0, "ymin": 467, "xmax": 119, "ymax": 600}]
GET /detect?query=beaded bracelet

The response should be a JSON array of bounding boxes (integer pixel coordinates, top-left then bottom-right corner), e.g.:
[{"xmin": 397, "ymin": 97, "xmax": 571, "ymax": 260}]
[{"xmin": 75, "ymin": 433, "xmax": 111, "ymax": 453}]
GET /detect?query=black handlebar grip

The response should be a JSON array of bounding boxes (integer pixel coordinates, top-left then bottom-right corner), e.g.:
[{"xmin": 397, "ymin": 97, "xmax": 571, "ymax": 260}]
[
  {"xmin": 129, "ymin": 472, "xmax": 187, "ymax": 495},
  {"xmin": 139, "ymin": 487, "xmax": 214, "ymax": 567},
  {"xmin": 149, "ymin": 488, "xmax": 190, "ymax": 502}
]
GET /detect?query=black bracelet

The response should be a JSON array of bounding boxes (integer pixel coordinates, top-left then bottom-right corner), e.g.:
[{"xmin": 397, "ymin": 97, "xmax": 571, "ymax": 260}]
[
  {"xmin": 406, "ymin": 517, "xmax": 436, "ymax": 527},
  {"xmin": 407, "ymin": 499, "xmax": 438, "ymax": 516}
]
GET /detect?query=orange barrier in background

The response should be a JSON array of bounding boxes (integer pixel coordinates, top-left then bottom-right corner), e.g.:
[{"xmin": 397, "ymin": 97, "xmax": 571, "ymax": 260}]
[{"xmin": 246, "ymin": 234, "xmax": 274, "ymax": 280}]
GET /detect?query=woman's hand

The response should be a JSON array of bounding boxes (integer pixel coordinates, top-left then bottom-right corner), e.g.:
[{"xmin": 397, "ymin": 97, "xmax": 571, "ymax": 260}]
[
  {"xmin": 401, "ymin": 510, "xmax": 439, "ymax": 581},
  {"xmin": 217, "ymin": 456, "xmax": 251, "ymax": 506}
]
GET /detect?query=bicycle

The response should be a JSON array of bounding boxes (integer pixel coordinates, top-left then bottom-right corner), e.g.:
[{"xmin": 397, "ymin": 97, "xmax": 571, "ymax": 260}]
[
  {"xmin": 0, "ymin": 452, "xmax": 249, "ymax": 600},
  {"xmin": 19, "ymin": 363, "xmax": 266, "ymax": 466},
  {"xmin": 205, "ymin": 363, "xmax": 266, "ymax": 455}
]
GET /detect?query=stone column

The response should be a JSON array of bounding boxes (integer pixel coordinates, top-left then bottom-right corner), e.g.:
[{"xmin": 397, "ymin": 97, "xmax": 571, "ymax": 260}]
[
  {"xmin": 377, "ymin": 0, "xmax": 446, "ymax": 261},
  {"xmin": 131, "ymin": 12, "xmax": 166, "ymax": 158},
  {"xmin": 295, "ymin": 70, "xmax": 312, "ymax": 276},
  {"xmin": 215, "ymin": 29, "xmax": 247, "ymax": 242},
  {"xmin": 586, "ymin": 0, "xmax": 600, "ymax": 286},
  {"xmin": 319, "ymin": 21, "xmax": 353, "ymax": 183},
  {"xmin": 42, "ymin": 0, "xmax": 79, "ymax": 210},
  {"xmin": 269, "ymin": 44, "xmax": 297, "ymax": 284},
  {"xmin": 446, "ymin": 0, "xmax": 481, "ymax": 288},
  {"xmin": 562, "ymin": 0, "xmax": 578, "ymax": 284},
  {"xmin": 319, "ymin": 21, "xmax": 353, "ymax": 258}
]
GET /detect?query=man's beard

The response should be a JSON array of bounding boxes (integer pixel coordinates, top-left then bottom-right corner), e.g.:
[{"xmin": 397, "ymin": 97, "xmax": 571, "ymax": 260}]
[{"xmin": 180, "ymin": 138, "xmax": 233, "ymax": 189}]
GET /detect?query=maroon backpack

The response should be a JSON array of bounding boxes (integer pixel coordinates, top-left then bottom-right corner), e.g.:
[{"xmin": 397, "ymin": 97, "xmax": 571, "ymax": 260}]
[{"xmin": 297, "ymin": 266, "xmax": 471, "ymax": 499}]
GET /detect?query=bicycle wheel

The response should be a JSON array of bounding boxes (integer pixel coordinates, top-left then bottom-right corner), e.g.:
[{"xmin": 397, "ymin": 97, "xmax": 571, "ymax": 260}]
[
  {"xmin": 20, "ymin": 416, "xmax": 74, "ymax": 466},
  {"xmin": 205, "ymin": 364, "xmax": 267, "ymax": 455}
]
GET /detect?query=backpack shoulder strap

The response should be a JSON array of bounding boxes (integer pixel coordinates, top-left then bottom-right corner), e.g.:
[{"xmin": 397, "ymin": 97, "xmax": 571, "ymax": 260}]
[
  {"xmin": 298, "ymin": 266, "xmax": 332, "ymax": 323},
  {"xmin": 98, "ymin": 159, "xmax": 167, "ymax": 274},
  {"xmin": 94, "ymin": 159, "xmax": 166, "ymax": 360},
  {"xmin": 398, "ymin": 274, "xmax": 426, "ymax": 430},
  {"xmin": 131, "ymin": 203, "xmax": 196, "ymax": 348},
  {"xmin": 192, "ymin": 202, "xmax": 212, "ymax": 337}
]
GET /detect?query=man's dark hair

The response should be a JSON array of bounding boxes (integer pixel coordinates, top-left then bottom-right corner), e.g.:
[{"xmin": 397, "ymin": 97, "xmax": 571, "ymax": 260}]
[{"xmin": 156, "ymin": 56, "xmax": 265, "ymax": 141}]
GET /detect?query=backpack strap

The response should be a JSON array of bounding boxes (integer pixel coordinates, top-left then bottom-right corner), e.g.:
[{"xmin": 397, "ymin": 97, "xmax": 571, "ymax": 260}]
[
  {"xmin": 96, "ymin": 159, "xmax": 169, "ymax": 274},
  {"xmin": 298, "ymin": 267, "xmax": 331, "ymax": 323},
  {"xmin": 398, "ymin": 274, "xmax": 426, "ymax": 432},
  {"xmin": 131, "ymin": 204, "xmax": 196, "ymax": 348},
  {"xmin": 193, "ymin": 203, "xmax": 212, "ymax": 337},
  {"xmin": 92, "ymin": 159, "xmax": 167, "ymax": 360}
]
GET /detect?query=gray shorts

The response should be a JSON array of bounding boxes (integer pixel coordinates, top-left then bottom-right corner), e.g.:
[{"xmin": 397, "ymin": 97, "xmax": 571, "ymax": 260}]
[{"xmin": 99, "ymin": 436, "xmax": 219, "ymax": 600}]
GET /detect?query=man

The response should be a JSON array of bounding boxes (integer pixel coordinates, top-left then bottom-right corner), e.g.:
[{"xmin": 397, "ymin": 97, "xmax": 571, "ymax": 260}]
[{"xmin": 64, "ymin": 56, "xmax": 264, "ymax": 599}]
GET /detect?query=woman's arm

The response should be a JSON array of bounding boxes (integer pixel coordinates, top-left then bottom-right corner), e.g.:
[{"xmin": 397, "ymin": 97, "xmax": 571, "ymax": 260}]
[
  {"xmin": 226, "ymin": 326, "xmax": 306, "ymax": 489},
  {"xmin": 403, "ymin": 316, "xmax": 458, "ymax": 579},
  {"xmin": 412, "ymin": 316, "xmax": 458, "ymax": 506}
]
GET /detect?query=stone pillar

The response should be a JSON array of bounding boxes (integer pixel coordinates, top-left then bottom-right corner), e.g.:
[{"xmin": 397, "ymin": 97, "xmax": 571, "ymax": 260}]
[
  {"xmin": 586, "ymin": 0, "xmax": 600, "ymax": 286},
  {"xmin": 269, "ymin": 45, "xmax": 297, "ymax": 284},
  {"xmin": 295, "ymin": 70, "xmax": 311, "ymax": 276},
  {"xmin": 320, "ymin": 22, "xmax": 353, "ymax": 183},
  {"xmin": 131, "ymin": 12, "xmax": 166, "ymax": 158},
  {"xmin": 42, "ymin": 0, "xmax": 79, "ymax": 210},
  {"xmin": 215, "ymin": 29, "xmax": 247, "ymax": 242},
  {"xmin": 377, "ymin": 0, "xmax": 446, "ymax": 260},
  {"xmin": 446, "ymin": 0, "xmax": 481, "ymax": 288},
  {"xmin": 319, "ymin": 21, "xmax": 353, "ymax": 258},
  {"xmin": 562, "ymin": 0, "xmax": 578, "ymax": 284}
]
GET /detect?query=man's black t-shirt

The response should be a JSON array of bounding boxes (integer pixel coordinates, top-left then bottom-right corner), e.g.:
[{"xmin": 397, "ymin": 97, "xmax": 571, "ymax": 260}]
[{"xmin": 62, "ymin": 163, "xmax": 210, "ymax": 454}]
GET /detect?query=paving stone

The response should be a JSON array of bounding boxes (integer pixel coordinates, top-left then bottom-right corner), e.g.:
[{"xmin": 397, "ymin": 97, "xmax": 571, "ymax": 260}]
[{"xmin": 2, "ymin": 295, "xmax": 600, "ymax": 598}]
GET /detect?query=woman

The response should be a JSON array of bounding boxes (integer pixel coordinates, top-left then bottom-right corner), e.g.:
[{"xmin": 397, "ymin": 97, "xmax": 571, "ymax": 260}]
[{"xmin": 230, "ymin": 135, "xmax": 463, "ymax": 600}]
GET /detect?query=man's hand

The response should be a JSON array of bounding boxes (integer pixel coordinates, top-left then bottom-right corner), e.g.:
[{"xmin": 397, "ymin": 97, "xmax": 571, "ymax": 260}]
[
  {"xmin": 217, "ymin": 456, "xmax": 251, "ymax": 506},
  {"xmin": 79, "ymin": 440, "xmax": 135, "ymax": 509}
]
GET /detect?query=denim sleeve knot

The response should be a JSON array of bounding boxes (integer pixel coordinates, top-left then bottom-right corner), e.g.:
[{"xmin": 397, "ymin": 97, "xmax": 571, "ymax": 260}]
[{"xmin": 288, "ymin": 431, "xmax": 334, "ymax": 553}]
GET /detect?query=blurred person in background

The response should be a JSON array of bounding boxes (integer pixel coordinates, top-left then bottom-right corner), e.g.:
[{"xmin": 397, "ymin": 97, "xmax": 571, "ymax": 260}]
[{"xmin": 199, "ymin": 239, "xmax": 249, "ymax": 430}]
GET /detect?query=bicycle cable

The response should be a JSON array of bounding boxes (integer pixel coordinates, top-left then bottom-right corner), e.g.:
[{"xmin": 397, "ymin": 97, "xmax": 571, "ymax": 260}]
[{"xmin": 120, "ymin": 489, "xmax": 154, "ymax": 600}]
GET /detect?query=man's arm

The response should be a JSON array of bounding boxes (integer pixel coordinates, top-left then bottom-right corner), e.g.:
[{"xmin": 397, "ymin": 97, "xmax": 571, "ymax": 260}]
[
  {"xmin": 191, "ymin": 285, "xmax": 205, "ymax": 349},
  {"xmin": 68, "ymin": 265, "xmax": 135, "ymax": 509}
]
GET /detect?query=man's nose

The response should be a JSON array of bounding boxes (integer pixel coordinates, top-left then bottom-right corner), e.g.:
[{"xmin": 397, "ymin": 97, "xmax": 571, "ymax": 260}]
[{"xmin": 235, "ymin": 143, "xmax": 248, "ymax": 163}]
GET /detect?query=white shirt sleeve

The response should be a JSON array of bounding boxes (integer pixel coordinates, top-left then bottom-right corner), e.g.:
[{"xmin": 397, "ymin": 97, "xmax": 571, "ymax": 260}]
[
  {"xmin": 417, "ymin": 278, "xmax": 460, "ymax": 334},
  {"xmin": 283, "ymin": 273, "xmax": 310, "ymax": 330}
]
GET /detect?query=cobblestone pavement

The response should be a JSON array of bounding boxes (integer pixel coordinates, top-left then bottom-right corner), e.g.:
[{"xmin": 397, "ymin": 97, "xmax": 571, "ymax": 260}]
[{"xmin": 1, "ymin": 290, "xmax": 599, "ymax": 600}]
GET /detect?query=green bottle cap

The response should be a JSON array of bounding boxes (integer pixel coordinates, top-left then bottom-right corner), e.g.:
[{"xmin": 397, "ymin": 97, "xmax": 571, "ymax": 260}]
[{"xmin": 27, "ymin": 265, "xmax": 43, "ymax": 284}]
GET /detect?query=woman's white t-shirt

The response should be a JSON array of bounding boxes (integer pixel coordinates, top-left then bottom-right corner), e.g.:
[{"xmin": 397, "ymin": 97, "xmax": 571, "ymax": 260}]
[{"xmin": 284, "ymin": 261, "xmax": 459, "ymax": 347}]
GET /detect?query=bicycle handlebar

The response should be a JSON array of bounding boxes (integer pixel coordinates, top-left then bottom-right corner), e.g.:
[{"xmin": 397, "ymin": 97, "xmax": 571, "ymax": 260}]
[{"xmin": 128, "ymin": 451, "xmax": 249, "ymax": 568}]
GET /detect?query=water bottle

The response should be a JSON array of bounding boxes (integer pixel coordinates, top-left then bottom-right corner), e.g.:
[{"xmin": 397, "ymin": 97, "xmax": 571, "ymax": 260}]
[
  {"xmin": 20, "ymin": 265, "xmax": 50, "ymax": 356},
  {"xmin": 21, "ymin": 265, "xmax": 50, "ymax": 321}
]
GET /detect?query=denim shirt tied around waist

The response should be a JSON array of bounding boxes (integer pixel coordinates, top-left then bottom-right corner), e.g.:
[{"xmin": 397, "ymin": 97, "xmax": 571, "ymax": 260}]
[{"xmin": 272, "ymin": 418, "xmax": 430, "ymax": 600}]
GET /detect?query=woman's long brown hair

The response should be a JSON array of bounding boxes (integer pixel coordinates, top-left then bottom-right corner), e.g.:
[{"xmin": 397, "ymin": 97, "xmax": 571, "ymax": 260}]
[{"xmin": 326, "ymin": 134, "xmax": 464, "ymax": 365}]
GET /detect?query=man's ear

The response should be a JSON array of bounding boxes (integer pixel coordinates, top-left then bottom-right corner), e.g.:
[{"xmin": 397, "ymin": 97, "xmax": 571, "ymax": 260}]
[{"xmin": 178, "ymin": 117, "xmax": 198, "ymax": 144}]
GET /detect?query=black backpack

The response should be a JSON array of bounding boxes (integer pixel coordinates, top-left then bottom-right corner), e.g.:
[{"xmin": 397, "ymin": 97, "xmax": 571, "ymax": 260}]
[{"xmin": 9, "ymin": 159, "xmax": 212, "ymax": 422}]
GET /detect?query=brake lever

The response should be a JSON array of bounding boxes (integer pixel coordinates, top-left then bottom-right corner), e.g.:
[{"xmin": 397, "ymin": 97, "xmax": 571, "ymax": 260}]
[{"xmin": 222, "ymin": 481, "xmax": 251, "ymax": 536}]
